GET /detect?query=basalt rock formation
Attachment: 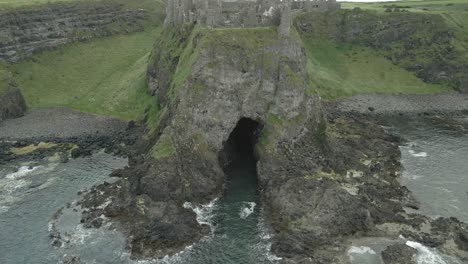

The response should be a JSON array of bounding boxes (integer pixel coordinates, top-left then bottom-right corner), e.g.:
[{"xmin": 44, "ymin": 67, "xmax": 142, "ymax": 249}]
[
  {"xmin": 76, "ymin": 21, "xmax": 468, "ymax": 264},
  {"xmin": 0, "ymin": 0, "xmax": 163, "ymax": 62},
  {"xmin": 0, "ymin": 88, "xmax": 26, "ymax": 121}
]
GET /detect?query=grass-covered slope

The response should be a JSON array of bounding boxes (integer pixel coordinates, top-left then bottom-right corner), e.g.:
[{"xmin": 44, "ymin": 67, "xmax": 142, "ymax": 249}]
[
  {"xmin": 0, "ymin": 0, "xmax": 164, "ymax": 119},
  {"xmin": 7, "ymin": 30, "xmax": 160, "ymax": 120},
  {"xmin": 303, "ymin": 39, "xmax": 447, "ymax": 100},
  {"xmin": 296, "ymin": 1, "xmax": 468, "ymax": 98}
]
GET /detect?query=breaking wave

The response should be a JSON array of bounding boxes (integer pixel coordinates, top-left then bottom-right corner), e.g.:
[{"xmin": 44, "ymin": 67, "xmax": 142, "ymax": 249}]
[
  {"xmin": 239, "ymin": 201, "xmax": 256, "ymax": 219},
  {"xmin": 5, "ymin": 165, "xmax": 42, "ymax": 179},
  {"xmin": 406, "ymin": 240, "xmax": 447, "ymax": 264},
  {"xmin": 183, "ymin": 198, "xmax": 218, "ymax": 232},
  {"xmin": 408, "ymin": 149, "xmax": 428, "ymax": 157}
]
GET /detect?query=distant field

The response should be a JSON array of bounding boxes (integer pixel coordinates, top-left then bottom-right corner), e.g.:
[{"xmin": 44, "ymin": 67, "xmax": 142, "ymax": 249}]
[
  {"xmin": 341, "ymin": 0, "xmax": 468, "ymax": 13},
  {"xmin": 7, "ymin": 29, "xmax": 161, "ymax": 120},
  {"xmin": 0, "ymin": 0, "xmax": 79, "ymax": 8},
  {"xmin": 304, "ymin": 39, "xmax": 449, "ymax": 100}
]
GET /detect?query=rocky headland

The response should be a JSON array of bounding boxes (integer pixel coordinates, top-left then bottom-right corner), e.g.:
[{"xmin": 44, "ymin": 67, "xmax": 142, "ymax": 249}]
[
  {"xmin": 62, "ymin": 20, "xmax": 468, "ymax": 264},
  {"xmin": 0, "ymin": 1, "xmax": 466, "ymax": 263}
]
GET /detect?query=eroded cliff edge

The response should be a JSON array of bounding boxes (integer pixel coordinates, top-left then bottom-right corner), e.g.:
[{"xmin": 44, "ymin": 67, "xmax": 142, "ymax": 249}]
[
  {"xmin": 0, "ymin": 0, "xmax": 164, "ymax": 63},
  {"xmin": 73, "ymin": 24, "xmax": 468, "ymax": 263}
]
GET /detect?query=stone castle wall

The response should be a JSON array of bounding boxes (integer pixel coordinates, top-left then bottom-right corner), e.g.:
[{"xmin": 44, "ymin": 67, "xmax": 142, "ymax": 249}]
[{"xmin": 165, "ymin": 0, "xmax": 340, "ymax": 30}]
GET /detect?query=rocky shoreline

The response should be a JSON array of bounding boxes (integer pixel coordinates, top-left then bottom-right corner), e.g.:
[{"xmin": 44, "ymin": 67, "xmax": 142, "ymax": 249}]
[
  {"xmin": 0, "ymin": 107, "xmax": 143, "ymax": 165},
  {"xmin": 1, "ymin": 98, "xmax": 467, "ymax": 264},
  {"xmin": 55, "ymin": 25, "xmax": 468, "ymax": 264},
  {"xmin": 328, "ymin": 92, "xmax": 468, "ymax": 116},
  {"xmin": 2, "ymin": 20, "xmax": 468, "ymax": 264}
]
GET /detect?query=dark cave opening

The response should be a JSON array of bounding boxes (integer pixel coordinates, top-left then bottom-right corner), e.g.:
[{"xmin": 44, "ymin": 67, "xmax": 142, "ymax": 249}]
[{"xmin": 220, "ymin": 118, "xmax": 263, "ymax": 173}]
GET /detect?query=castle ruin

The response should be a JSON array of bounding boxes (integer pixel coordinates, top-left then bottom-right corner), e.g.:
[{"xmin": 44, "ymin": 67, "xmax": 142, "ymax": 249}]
[{"xmin": 165, "ymin": 0, "xmax": 341, "ymax": 35}]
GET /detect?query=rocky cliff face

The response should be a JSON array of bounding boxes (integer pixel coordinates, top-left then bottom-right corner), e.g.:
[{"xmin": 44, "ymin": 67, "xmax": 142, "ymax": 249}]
[
  {"xmin": 294, "ymin": 8, "xmax": 468, "ymax": 93},
  {"xmin": 77, "ymin": 25, "xmax": 468, "ymax": 263},
  {"xmin": 0, "ymin": 88, "xmax": 27, "ymax": 121},
  {"xmin": 0, "ymin": 0, "xmax": 159, "ymax": 62}
]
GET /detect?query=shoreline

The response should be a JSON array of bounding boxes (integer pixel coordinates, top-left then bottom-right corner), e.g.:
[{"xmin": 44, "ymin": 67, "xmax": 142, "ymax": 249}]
[
  {"xmin": 326, "ymin": 92, "xmax": 468, "ymax": 116},
  {"xmin": 0, "ymin": 107, "xmax": 128, "ymax": 141}
]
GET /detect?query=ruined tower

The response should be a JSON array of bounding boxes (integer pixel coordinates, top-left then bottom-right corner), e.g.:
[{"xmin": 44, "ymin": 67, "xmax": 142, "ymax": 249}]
[
  {"xmin": 206, "ymin": 0, "xmax": 221, "ymax": 29},
  {"xmin": 278, "ymin": 0, "xmax": 291, "ymax": 37}
]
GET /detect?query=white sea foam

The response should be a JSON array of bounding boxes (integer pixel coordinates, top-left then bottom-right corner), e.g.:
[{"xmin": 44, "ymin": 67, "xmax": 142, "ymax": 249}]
[
  {"xmin": 348, "ymin": 246, "xmax": 377, "ymax": 255},
  {"xmin": 0, "ymin": 205, "xmax": 9, "ymax": 214},
  {"xmin": 239, "ymin": 202, "xmax": 256, "ymax": 219},
  {"xmin": 5, "ymin": 166, "xmax": 42, "ymax": 179},
  {"xmin": 1, "ymin": 178, "xmax": 30, "ymax": 194},
  {"xmin": 347, "ymin": 246, "xmax": 377, "ymax": 261},
  {"xmin": 183, "ymin": 198, "xmax": 218, "ymax": 230},
  {"xmin": 406, "ymin": 174, "xmax": 424, "ymax": 180},
  {"xmin": 406, "ymin": 240, "xmax": 447, "ymax": 264},
  {"xmin": 257, "ymin": 213, "xmax": 282, "ymax": 262},
  {"xmin": 408, "ymin": 150, "xmax": 428, "ymax": 157}
]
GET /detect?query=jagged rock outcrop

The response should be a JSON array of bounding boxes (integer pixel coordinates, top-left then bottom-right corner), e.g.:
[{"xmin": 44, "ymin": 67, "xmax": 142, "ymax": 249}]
[
  {"xmin": 294, "ymin": 8, "xmax": 468, "ymax": 93},
  {"xmin": 0, "ymin": 0, "xmax": 162, "ymax": 62},
  {"xmin": 381, "ymin": 244, "xmax": 417, "ymax": 264},
  {"xmin": 0, "ymin": 88, "xmax": 27, "ymax": 121},
  {"xmin": 77, "ymin": 25, "xmax": 468, "ymax": 263}
]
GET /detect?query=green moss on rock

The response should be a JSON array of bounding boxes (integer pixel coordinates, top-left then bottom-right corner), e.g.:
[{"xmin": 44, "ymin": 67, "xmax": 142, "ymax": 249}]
[{"xmin": 151, "ymin": 133, "xmax": 176, "ymax": 159}]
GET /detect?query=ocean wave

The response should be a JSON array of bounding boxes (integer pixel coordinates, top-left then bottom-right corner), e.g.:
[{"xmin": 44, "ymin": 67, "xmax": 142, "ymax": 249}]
[
  {"xmin": 408, "ymin": 150, "xmax": 428, "ymax": 158},
  {"xmin": 0, "ymin": 205, "xmax": 9, "ymax": 214},
  {"xmin": 5, "ymin": 166, "xmax": 42, "ymax": 179},
  {"xmin": 406, "ymin": 240, "xmax": 447, "ymax": 264},
  {"xmin": 347, "ymin": 246, "xmax": 376, "ymax": 262},
  {"xmin": 183, "ymin": 198, "xmax": 218, "ymax": 231}
]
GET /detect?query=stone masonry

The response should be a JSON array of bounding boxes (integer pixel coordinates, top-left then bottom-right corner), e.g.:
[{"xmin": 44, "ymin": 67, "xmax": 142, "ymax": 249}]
[{"xmin": 165, "ymin": 0, "xmax": 341, "ymax": 35}]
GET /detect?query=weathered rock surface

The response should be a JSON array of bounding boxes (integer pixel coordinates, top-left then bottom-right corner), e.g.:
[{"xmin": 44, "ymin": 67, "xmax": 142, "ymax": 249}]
[
  {"xmin": 0, "ymin": 88, "xmax": 26, "ymax": 121},
  {"xmin": 75, "ymin": 25, "xmax": 468, "ymax": 263},
  {"xmin": 0, "ymin": 0, "xmax": 156, "ymax": 62},
  {"xmin": 381, "ymin": 244, "xmax": 417, "ymax": 264},
  {"xmin": 294, "ymin": 8, "xmax": 468, "ymax": 93}
]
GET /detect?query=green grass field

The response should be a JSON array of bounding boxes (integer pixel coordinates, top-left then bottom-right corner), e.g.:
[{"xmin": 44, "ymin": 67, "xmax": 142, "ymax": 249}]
[
  {"xmin": 304, "ymin": 39, "xmax": 449, "ymax": 100},
  {"xmin": 0, "ymin": 0, "xmax": 86, "ymax": 9},
  {"xmin": 0, "ymin": 63, "xmax": 11, "ymax": 94},
  {"xmin": 0, "ymin": 0, "xmax": 164, "ymax": 119},
  {"xmin": 6, "ymin": 29, "xmax": 161, "ymax": 119}
]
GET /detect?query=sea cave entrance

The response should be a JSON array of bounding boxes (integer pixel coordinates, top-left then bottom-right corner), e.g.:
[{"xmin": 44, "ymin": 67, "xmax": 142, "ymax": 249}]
[
  {"xmin": 220, "ymin": 117, "xmax": 263, "ymax": 174},
  {"xmin": 187, "ymin": 119, "xmax": 272, "ymax": 263}
]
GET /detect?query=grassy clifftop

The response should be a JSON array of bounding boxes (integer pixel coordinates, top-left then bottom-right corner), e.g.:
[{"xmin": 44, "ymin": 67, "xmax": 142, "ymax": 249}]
[{"xmin": 296, "ymin": 1, "xmax": 468, "ymax": 98}]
